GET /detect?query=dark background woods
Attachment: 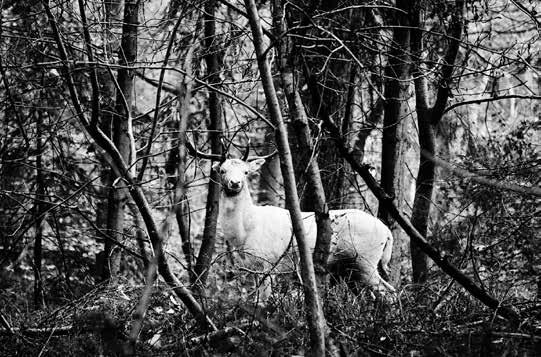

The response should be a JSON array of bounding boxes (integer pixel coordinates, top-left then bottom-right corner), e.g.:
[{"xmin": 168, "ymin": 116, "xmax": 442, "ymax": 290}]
[{"xmin": 0, "ymin": 0, "xmax": 539, "ymax": 355}]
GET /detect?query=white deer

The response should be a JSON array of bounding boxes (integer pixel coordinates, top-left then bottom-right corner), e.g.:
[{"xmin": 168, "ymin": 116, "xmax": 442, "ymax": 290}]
[{"xmin": 212, "ymin": 151, "xmax": 395, "ymax": 301}]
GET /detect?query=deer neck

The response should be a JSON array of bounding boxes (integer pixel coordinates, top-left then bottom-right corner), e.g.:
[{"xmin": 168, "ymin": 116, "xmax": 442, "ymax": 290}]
[{"xmin": 218, "ymin": 184, "xmax": 255, "ymax": 245}]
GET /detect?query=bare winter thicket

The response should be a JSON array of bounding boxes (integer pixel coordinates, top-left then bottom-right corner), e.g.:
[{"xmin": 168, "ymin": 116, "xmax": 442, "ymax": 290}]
[{"xmin": 0, "ymin": 0, "xmax": 539, "ymax": 355}]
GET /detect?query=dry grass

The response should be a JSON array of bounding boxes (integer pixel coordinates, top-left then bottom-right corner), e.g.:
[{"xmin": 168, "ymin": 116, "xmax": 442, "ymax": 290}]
[{"xmin": 1, "ymin": 268, "xmax": 539, "ymax": 356}]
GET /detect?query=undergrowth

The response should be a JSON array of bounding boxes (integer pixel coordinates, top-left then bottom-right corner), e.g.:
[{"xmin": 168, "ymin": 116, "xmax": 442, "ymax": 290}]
[{"xmin": 1, "ymin": 271, "xmax": 539, "ymax": 356}]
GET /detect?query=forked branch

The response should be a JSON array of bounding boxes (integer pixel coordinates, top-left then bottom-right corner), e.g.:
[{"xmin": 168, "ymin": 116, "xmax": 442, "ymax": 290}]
[
  {"xmin": 42, "ymin": 0, "xmax": 215, "ymax": 332},
  {"xmin": 244, "ymin": 0, "xmax": 326, "ymax": 354},
  {"xmin": 319, "ymin": 113, "xmax": 521, "ymax": 325}
]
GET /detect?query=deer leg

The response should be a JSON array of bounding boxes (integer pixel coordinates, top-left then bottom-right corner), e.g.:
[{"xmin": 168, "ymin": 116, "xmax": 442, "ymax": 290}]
[
  {"xmin": 251, "ymin": 260, "xmax": 273, "ymax": 305},
  {"xmin": 255, "ymin": 274, "xmax": 272, "ymax": 304},
  {"xmin": 345, "ymin": 257, "xmax": 395, "ymax": 301}
]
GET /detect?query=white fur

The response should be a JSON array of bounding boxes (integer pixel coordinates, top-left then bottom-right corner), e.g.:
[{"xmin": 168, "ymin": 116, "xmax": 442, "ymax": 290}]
[{"xmin": 214, "ymin": 158, "xmax": 395, "ymax": 299}]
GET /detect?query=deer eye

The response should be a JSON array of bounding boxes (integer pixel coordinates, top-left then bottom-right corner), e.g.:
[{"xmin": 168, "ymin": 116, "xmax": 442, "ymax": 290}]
[{"xmin": 244, "ymin": 170, "xmax": 248, "ymax": 175}]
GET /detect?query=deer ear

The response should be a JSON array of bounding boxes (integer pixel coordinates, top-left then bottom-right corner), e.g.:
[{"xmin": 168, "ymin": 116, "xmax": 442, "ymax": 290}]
[
  {"xmin": 248, "ymin": 158, "xmax": 265, "ymax": 172},
  {"xmin": 212, "ymin": 162, "xmax": 221, "ymax": 172}
]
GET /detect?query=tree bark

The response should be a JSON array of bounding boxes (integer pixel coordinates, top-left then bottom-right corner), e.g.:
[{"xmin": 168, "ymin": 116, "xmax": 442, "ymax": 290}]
[
  {"xmin": 33, "ymin": 108, "xmax": 46, "ymax": 308},
  {"xmin": 245, "ymin": 1, "xmax": 326, "ymax": 355},
  {"xmin": 94, "ymin": 0, "xmax": 121, "ymax": 280},
  {"xmin": 538, "ymin": 57, "xmax": 541, "ymax": 298},
  {"xmin": 192, "ymin": 0, "xmax": 224, "ymax": 289},
  {"xmin": 102, "ymin": 0, "xmax": 138, "ymax": 282},
  {"xmin": 409, "ymin": 3, "xmax": 433, "ymax": 284},
  {"xmin": 349, "ymin": 8, "xmax": 385, "ymax": 163},
  {"xmin": 43, "ymin": 0, "xmax": 216, "ymax": 332},
  {"xmin": 257, "ymin": 150, "xmax": 282, "ymax": 206},
  {"xmin": 409, "ymin": 0, "xmax": 464, "ymax": 283},
  {"xmin": 377, "ymin": 0, "xmax": 412, "ymax": 285},
  {"xmin": 351, "ymin": 98, "xmax": 384, "ymax": 163},
  {"xmin": 319, "ymin": 113, "xmax": 520, "ymax": 325},
  {"xmin": 175, "ymin": 42, "xmax": 197, "ymax": 275},
  {"xmin": 273, "ymin": 0, "xmax": 333, "ymax": 294}
]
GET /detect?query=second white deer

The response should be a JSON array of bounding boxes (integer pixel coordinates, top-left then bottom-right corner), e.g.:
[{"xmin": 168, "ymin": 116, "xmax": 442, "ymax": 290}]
[{"xmin": 214, "ymin": 155, "xmax": 395, "ymax": 300}]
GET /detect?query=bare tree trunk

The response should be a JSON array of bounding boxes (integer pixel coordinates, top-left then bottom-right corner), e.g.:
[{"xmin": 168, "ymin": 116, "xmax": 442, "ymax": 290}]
[
  {"xmin": 296, "ymin": 1, "xmax": 360, "ymax": 210},
  {"xmin": 127, "ymin": 202, "xmax": 149, "ymax": 271},
  {"xmin": 349, "ymin": 8, "xmax": 385, "ymax": 163},
  {"xmin": 245, "ymin": 1, "xmax": 326, "ymax": 354},
  {"xmin": 319, "ymin": 113, "xmax": 520, "ymax": 325},
  {"xmin": 273, "ymin": 0, "xmax": 333, "ymax": 294},
  {"xmin": 257, "ymin": 152, "xmax": 282, "ymax": 206},
  {"xmin": 102, "ymin": 0, "xmax": 138, "ymax": 282},
  {"xmin": 192, "ymin": 0, "xmax": 223, "ymax": 289},
  {"xmin": 44, "ymin": 1, "xmax": 216, "ymax": 331},
  {"xmin": 409, "ymin": 0, "xmax": 464, "ymax": 283},
  {"xmin": 257, "ymin": 117, "xmax": 282, "ymax": 206},
  {"xmin": 377, "ymin": 0, "xmax": 411, "ymax": 285},
  {"xmin": 537, "ymin": 57, "xmax": 541, "ymax": 298},
  {"xmin": 33, "ymin": 108, "xmax": 45, "ymax": 308},
  {"xmin": 330, "ymin": 66, "xmax": 357, "ymax": 209},
  {"xmin": 94, "ymin": 0, "xmax": 121, "ymax": 280},
  {"xmin": 175, "ymin": 43, "xmax": 197, "ymax": 274},
  {"xmin": 409, "ymin": 5, "xmax": 432, "ymax": 285},
  {"xmin": 351, "ymin": 98, "xmax": 384, "ymax": 162}
]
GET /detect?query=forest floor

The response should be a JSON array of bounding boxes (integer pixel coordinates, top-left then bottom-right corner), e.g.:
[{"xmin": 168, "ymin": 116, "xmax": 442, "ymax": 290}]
[{"xmin": 0, "ymin": 269, "xmax": 540, "ymax": 356}]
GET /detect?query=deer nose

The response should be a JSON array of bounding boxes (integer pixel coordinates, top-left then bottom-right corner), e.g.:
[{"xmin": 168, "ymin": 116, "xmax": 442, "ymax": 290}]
[{"xmin": 229, "ymin": 180, "xmax": 242, "ymax": 189}]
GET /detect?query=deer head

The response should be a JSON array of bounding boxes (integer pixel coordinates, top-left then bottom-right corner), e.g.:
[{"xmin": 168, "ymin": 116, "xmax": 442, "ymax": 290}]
[{"xmin": 212, "ymin": 151, "xmax": 265, "ymax": 196}]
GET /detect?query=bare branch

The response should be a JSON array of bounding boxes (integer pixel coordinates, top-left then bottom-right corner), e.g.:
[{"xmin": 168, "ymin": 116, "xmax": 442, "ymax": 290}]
[
  {"xmin": 186, "ymin": 137, "xmax": 223, "ymax": 161},
  {"xmin": 0, "ymin": 10, "xmax": 30, "ymax": 149},
  {"xmin": 287, "ymin": 2, "xmax": 385, "ymax": 100},
  {"xmin": 422, "ymin": 150, "xmax": 541, "ymax": 197},
  {"xmin": 244, "ymin": 0, "xmax": 326, "ymax": 354},
  {"xmin": 442, "ymin": 94, "xmax": 541, "ymax": 115},
  {"xmin": 509, "ymin": 0, "xmax": 541, "ymax": 31},
  {"xmin": 135, "ymin": 70, "xmax": 275, "ymax": 129},
  {"xmin": 186, "ymin": 136, "xmax": 277, "ymax": 162},
  {"xmin": 0, "ymin": 326, "xmax": 73, "ymax": 336},
  {"xmin": 431, "ymin": 0, "xmax": 465, "ymax": 122},
  {"xmin": 217, "ymin": 0, "xmax": 276, "ymax": 41},
  {"xmin": 138, "ymin": 7, "xmax": 188, "ymax": 181},
  {"xmin": 135, "ymin": 71, "xmax": 180, "ymax": 94},
  {"xmin": 42, "ymin": 0, "xmax": 216, "ymax": 331},
  {"xmin": 192, "ymin": 0, "xmax": 225, "ymax": 288},
  {"xmin": 319, "ymin": 114, "xmax": 521, "ymax": 325},
  {"xmin": 126, "ymin": 255, "xmax": 159, "ymax": 353},
  {"xmin": 76, "ymin": 0, "xmax": 100, "ymax": 126},
  {"xmin": 0, "ymin": 312, "xmax": 14, "ymax": 335}
]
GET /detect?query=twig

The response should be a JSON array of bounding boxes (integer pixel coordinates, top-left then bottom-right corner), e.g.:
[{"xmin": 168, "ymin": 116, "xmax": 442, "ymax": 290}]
[
  {"xmin": 133, "ymin": 71, "xmax": 181, "ymax": 95},
  {"xmin": 0, "ymin": 326, "xmax": 72, "ymax": 336},
  {"xmin": 0, "ymin": 312, "xmax": 14, "ymax": 335},
  {"xmin": 244, "ymin": 0, "xmax": 326, "ymax": 354},
  {"xmin": 1, "ymin": 175, "xmax": 102, "ymax": 268},
  {"xmin": 134, "ymin": 70, "xmax": 275, "ymax": 129},
  {"xmin": 125, "ymin": 255, "xmax": 159, "ymax": 354},
  {"xmin": 186, "ymin": 137, "xmax": 222, "ymax": 161},
  {"xmin": 137, "ymin": 3, "xmax": 188, "ymax": 181},
  {"xmin": 422, "ymin": 150, "xmax": 541, "ymax": 197},
  {"xmin": 442, "ymin": 95, "xmax": 541, "ymax": 115},
  {"xmin": 216, "ymin": 0, "xmax": 276, "ymax": 41},
  {"xmin": 509, "ymin": 0, "xmax": 541, "ymax": 31},
  {"xmin": 313, "ymin": 86, "xmax": 521, "ymax": 324},
  {"xmin": 42, "ymin": 0, "xmax": 216, "ymax": 332},
  {"xmin": 37, "ymin": 325, "xmax": 58, "ymax": 357},
  {"xmin": 491, "ymin": 331, "xmax": 541, "ymax": 341},
  {"xmin": 76, "ymin": 0, "xmax": 100, "ymax": 126},
  {"xmin": 186, "ymin": 136, "xmax": 278, "ymax": 161},
  {"xmin": 75, "ymin": 207, "xmax": 146, "ymax": 260},
  {"xmin": 187, "ymin": 325, "xmax": 247, "ymax": 346},
  {"xmin": 237, "ymin": 305, "xmax": 287, "ymax": 341}
]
